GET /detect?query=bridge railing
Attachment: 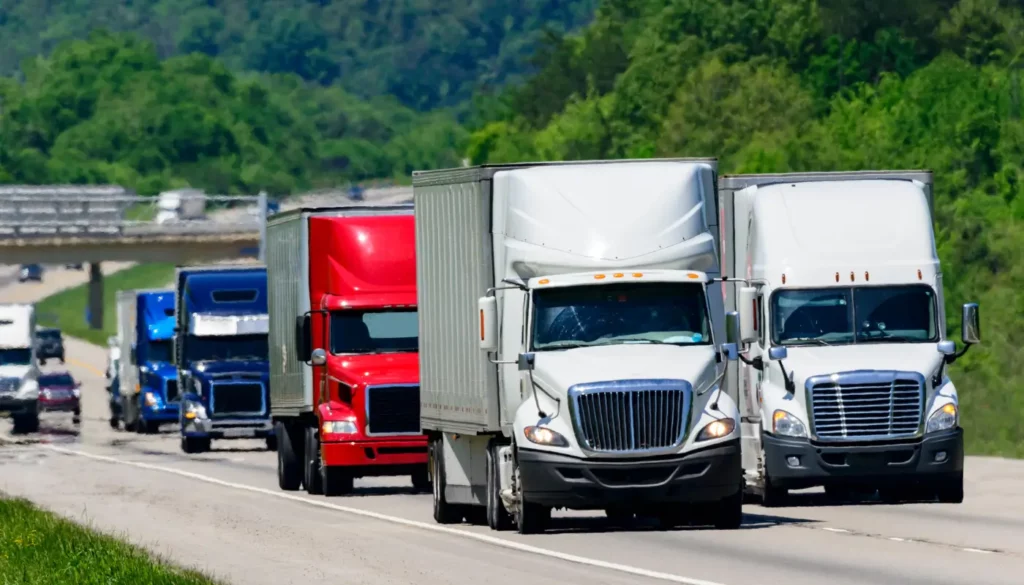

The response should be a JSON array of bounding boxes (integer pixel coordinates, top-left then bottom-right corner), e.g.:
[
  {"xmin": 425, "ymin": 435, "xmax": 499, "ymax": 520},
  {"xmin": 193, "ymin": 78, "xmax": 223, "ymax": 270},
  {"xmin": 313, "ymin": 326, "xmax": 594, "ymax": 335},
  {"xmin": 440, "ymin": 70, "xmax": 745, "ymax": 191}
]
[{"xmin": 0, "ymin": 187, "xmax": 267, "ymax": 238}]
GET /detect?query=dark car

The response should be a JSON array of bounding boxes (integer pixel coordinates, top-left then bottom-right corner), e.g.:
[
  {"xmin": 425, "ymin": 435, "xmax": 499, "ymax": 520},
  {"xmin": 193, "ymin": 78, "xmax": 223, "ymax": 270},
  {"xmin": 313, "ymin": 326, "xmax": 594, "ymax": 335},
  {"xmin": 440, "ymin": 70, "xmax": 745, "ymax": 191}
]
[
  {"xmin": 35, "ymin": 328, "xmax": 65, "ymax": 364},
  {"xmin": 18, "ymin": 264, "xmax": 42, "ymax": 282},
  {"xmin": 64, "ymin": 263, "xmax": 84, "ymax": 270},
  {"xmin": 38, "ymin": 371, "xmax": 81, "ymax": 424}
]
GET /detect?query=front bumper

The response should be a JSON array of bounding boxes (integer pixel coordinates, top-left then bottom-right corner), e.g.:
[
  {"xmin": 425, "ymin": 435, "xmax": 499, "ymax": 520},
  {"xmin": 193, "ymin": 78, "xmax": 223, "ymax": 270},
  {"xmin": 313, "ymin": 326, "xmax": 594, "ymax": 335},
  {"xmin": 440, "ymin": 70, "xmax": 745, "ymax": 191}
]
[
  {"xmin": 763, "ymin": 428, "xmax": 964, "ymax": 489},
  {"xmin": 182, "ymin": 417, "xmax": 273, "ymax": 440},
  {"xmin": 517, "ymin": 439, "xmax": 742, "ymax": 510},
  {"xmin": 139, "ymin": 404, "xmax": 179, "ymax": 423},
  {"xmin": 322, "ymin": 437, "xmax": 427, "ymax": 475},
  {"xmin": 0, "ymin": 396, "xmax": 36, "ymax": 415},
  {"xmin": 38, "ymin": 397, "xmax": 79, "ymax": 413}
]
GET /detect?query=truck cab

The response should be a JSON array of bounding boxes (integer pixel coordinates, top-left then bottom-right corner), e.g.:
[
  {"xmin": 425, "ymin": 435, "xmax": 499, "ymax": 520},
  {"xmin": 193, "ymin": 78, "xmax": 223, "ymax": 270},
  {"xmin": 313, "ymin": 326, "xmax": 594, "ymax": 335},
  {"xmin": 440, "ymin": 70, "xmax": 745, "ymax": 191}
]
[
  {"xmin": 116, "ymin": 290, "xmax": 180, "ymax": 434},
  {"xmin": 175, "ymin": 266, "xmax": 273, "ymax": 453},
  {"xmin": 0, "ymin": 304, "xmax": 41, "ymax": 434},
  {"xmin": 719, "ymin": 171, "xmax": 978, "ymax": 505}
]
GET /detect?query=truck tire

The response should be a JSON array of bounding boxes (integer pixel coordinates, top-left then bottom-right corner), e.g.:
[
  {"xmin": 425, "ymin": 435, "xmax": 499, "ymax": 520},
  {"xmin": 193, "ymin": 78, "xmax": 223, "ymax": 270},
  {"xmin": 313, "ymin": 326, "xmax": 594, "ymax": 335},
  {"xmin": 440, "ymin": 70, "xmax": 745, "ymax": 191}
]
[
  {"xmin": 181, "ymin": 436, "xmax": 210, "ymax": 453},
  {"xmin": 430, "ymin": 437, "xmax": 464, "ymax": 524},
  {"xmin": 936, "ymin": 472, "xmax": 964, "ymax": 504},
  {"xmin": 275, "ymin": 421, "xmax": 302, "ymax": 491},
  {"xmin": 605, "ymin": 507, "xmax": 636, "ymax": 527},
  {"xmin": 303, "ymin": 426, "xmax": 323, "ymax": 495},
  {"xmin": 515, "ymin": 501, "xmax": 550, "ymax": 535},
  {"xmin": 411, "ymin": 468, "xmax": 431, "ymax": 493},
  {"xmin": 322, "ymin": 467, "xmax": 354, "ymax": 496},
  {"xmin": 12, "ymin": 411, "xmax": 39, "ymax": 435},
  {"xmin": 139, "ymin": 420, "xmax": 159, "ymax": 434},
  {"xmin": 712, "ymin": 485, "xmax": 744, "ymax": 529},
  {"xmin": 486, "ymin": 442, "xmax": 513, "ymax": 531},
  {"xmin": 109, "ymin": 416, "xmax": 119, "ymax": 430}
]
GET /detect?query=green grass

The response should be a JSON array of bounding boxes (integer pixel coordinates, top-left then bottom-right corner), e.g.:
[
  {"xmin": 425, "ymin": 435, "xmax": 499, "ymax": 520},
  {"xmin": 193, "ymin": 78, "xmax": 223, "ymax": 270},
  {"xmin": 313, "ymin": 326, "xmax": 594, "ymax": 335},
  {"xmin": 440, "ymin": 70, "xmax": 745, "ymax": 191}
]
[
  {"xmin": 0, "ymin": 496, "xmax": 221, "ymax": 584},
  {"xmin": 36, "ymin": 263, "xmax": 176, "ymax": 345}
]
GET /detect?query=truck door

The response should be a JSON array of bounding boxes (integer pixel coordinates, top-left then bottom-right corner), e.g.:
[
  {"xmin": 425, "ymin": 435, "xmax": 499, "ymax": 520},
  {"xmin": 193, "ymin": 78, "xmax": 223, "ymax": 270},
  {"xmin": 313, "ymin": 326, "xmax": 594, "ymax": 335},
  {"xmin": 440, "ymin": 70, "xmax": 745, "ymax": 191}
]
[
  {"xmin": 498, "ymin": 289, "xmax": 527, "ymax": 427},
  {"xmin": 740, "ymin": 287, "xmax": 767, "ymax": 474}
]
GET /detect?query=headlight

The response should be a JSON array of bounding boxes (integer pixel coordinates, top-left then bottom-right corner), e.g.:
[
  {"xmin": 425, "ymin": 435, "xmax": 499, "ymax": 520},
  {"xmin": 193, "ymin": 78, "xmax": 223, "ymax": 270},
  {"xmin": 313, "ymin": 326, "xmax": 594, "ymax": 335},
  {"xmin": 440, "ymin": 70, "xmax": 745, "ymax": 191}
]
[
  {"xmin": 524, "ymin": 426, "xmax": 569, "ymax": 447},
  {"xmin": 184, "ymin": 402, "xmax": 207, "ymax": 420},
  {"xmin": 321, "ymin": 421, "xmax": 358, "ymax": 435},
  {"xmin": 144, "ymin": 392, "xmax": 157, "ymax": 406},
  {"xmin": 72, "ymin": 388, "xmax": 81, "ymax": 398},
  {"xmin": 772, "ymin": 410, "xmax": 808, "ymax": 438},
  {"xmin": 926, "ymin": 403, "xmax": 958, "ymax": 433},
  {"xmin": 696, "ymin": 418, "xmax": 736, "ymax": 442}
]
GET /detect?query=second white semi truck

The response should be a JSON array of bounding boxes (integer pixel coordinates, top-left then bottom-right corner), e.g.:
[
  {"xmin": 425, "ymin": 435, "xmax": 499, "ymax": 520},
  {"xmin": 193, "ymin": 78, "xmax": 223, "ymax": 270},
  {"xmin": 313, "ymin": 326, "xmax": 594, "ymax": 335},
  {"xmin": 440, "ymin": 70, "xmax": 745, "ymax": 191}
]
[
  {"xmin": 718, "ymin": 170, "xmax": 978, "ymax": 506},
  {"xmin": 414, "ymin": 159, "xmax": 744, "ymax": 534}
]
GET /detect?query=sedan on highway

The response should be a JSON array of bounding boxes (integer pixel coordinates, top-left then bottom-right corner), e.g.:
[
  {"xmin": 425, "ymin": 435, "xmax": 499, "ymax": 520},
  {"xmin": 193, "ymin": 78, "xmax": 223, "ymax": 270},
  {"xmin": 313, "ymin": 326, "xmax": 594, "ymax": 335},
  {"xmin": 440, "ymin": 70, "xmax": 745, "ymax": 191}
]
[
  {"xmin": 18, "ymin": 264, "xmax": 43, "ymax": 282},
  {"xmin": 34, "ymin": 327, "xmax": 66, "ymax": 364},
  {"xmin": 38, "ymin": 371, "xmax": 81, "ymax": 424}
]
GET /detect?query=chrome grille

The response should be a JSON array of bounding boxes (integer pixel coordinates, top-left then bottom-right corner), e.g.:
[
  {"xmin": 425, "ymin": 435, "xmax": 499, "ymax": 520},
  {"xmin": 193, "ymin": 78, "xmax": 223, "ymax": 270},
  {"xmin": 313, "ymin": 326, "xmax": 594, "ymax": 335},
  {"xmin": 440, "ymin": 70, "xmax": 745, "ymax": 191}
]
[
  {"xmin": 569, "ymin": 380, "xmax": 691, "ymax": 453},
  {"xmin": 807, "ymin": 372, "xmax": 924, "ymax": 441},
  {"xmin": 0, "ymin": 377, "xmax": 18, "ymax": 394},
  {"xmin": 209, "ymin": 382, "xmax": 265, "ymax": 417},
  {"xmin": 366, "ymin": 384, "xmax": 420, "ymax": 435}
]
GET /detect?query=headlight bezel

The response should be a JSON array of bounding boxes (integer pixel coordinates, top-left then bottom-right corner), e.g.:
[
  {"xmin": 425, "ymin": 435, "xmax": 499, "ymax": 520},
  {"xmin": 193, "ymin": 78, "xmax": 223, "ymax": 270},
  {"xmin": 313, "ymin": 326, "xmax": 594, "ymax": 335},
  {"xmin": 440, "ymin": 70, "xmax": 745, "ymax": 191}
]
[
  {"xmin": 524, "ymin": 425, "xmax": 569, "ymax": 447},
  {"xmin": 926, "ymin": 402, "xmax": 958, "ymax": 433},
  {"xmin": 184, "ymin": 401, "xmax": 207, "ymax": 420},
  {"xmin": 772, "ymin": 409, "xmax": 808, "ymax": 438},
  {"xmin": 695, "ymin": 417, "xmax": 736, "ymax": 442},
  {"xmin": 321, "ymin": 420, "xmax": 358, "ymax": 436}
]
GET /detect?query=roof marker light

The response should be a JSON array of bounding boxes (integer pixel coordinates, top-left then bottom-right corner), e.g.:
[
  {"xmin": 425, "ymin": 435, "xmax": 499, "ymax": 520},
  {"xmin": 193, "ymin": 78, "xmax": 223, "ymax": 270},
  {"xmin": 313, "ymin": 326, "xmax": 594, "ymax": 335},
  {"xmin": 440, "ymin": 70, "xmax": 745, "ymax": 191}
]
[
  {"xmin": 864, "ymin": 271, "xmax": 870, "ymax": 281},
  {"xmin": 594, "ymin": 274, "xmax": 606, "ymax": 280},
  {"xmin": 687, "ymin": 273, "xmax": 699, "ymax": 279},
  {"xmin": 917, "ymin": 269, "xmax": 923, "ymax": 280},
  {"xmin": 849, "ymin": 271, "xmax": 855, "ymax": 282},
  {"xmin": 538, "ymin": 278, "xmax": 550, "ymax": 285},
  {"xmin": 834, "ymin": 272, "xmax": 840, "ymax": 283},
  {"xmin": 613, "ymin": 273, "xmax": 624, "ymax": 278},
  {"xmin": 781, "ymin": 274, "xmax": 787, "ymax": 284},
  {"xmin": 632, "ymin": 273, "xmax": 643, "ymax": 278}
]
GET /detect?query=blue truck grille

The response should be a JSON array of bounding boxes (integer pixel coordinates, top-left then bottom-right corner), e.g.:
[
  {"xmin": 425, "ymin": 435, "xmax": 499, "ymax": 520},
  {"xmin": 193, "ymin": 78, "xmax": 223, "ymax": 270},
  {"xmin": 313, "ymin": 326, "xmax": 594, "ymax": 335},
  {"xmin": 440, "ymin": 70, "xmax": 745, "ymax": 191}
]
[
  {"xmin": 209, "ymin": 382, "xmax": 264, "ymax": 417},
  {"xmin": 808, "ymin": 375, "xmax": 924, "ymax": 440},
  {"xmin": 365, "ymin": 385, "xmax": 420, "ymax": 435}
]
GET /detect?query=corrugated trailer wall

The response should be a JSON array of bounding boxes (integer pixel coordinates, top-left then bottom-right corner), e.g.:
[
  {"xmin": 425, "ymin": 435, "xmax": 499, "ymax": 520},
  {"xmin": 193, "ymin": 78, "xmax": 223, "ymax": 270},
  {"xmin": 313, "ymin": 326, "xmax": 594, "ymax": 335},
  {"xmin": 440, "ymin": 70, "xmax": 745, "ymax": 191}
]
[
  {"xmin": 414, "ymin": 170, "xmax": 500, "ymax": 434},
  {"xmin": 266, "ymin": 210, "xmax": 311, "ymax": 416},
  {"xmin": 116, "ymin": 291, "xmax": 138, "ymax": 400}
]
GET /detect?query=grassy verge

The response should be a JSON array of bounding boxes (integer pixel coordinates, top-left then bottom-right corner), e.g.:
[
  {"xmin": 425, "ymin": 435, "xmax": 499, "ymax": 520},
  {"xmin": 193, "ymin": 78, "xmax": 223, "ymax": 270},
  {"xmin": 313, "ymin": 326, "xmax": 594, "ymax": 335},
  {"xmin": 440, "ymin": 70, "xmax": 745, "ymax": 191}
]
[
  {"xmin": 36, "ymin": 263, "xmax": 176, "ymax": 345},
  {"xmin": 0, "ymin": 496, "xmax": 221, "ymax": 584}
]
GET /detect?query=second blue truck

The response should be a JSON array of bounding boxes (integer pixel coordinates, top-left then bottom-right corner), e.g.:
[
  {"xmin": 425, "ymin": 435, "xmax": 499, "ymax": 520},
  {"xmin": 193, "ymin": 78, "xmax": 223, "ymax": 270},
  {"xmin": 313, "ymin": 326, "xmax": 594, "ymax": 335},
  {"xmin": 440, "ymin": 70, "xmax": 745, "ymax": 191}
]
[
  {"xmin": 173, "ymin": 265, "xmax": 275, "ymax": 454},
  {"xmin": 115, "ymin": 289, "xmax": 180, "ymax": 433}
]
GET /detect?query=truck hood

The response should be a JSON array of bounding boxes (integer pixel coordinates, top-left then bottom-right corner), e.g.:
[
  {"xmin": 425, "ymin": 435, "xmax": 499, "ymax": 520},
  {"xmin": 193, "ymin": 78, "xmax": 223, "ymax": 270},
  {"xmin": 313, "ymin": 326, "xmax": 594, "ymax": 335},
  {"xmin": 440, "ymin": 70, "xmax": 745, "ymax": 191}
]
[
  {"xmin": 140, "ymin": 361, "xmax": 178, "ymax": 380},
  {"xmin": 777, "ymin": 344, "xmax": 945, "ymax": 390},
  {"xmin": 0, "ymin": 365, "xmax": 33, "ymax": 379},
  {"xmin": 190, "ymin": 359, "xmax": 269, "ymax": 379},
  {"xmin": 532, "ymin": 344, "xmax": 718, "ymax": 393},
  {"xmin": 328, "ymin": 352, "xmax": 419, "ymax": 386}
]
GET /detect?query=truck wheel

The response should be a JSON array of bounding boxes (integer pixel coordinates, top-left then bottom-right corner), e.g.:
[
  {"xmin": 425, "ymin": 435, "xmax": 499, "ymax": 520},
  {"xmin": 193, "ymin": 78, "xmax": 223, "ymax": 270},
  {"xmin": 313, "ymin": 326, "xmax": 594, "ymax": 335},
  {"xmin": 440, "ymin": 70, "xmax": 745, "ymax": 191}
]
[
  {"xmin": 486, "ymin": 442, "xmax": 513, "ymax": 531},
  {"xmin": 712, "ymin": 486, "xmax": 744, "ymax": 529},
  {"xmin": 653, "ymin": 506, "xmax": 687, "ymax": 529},
  {"xmin": 936, "ymin": 472, "xmax": 964, "ymax": 504},
  {"xmin": 430, "ymin": 437, "xmax": 464, "ymax": 524},
  {"xmin": 181, "ymin": 436, "xmax": 210, "ymax": 454},
  {"xmin": 515, "ymin": 501, "xmax": 550, "ymax": 535},
  {"xmin": 411, "ymin": 468, "xmax": 431, "ymax": 493},
  {"xmin": 109, "ymin": 417, "xmax": 119, "ymax": 430},
  {"xmin": 12, "ymin": 412, "xmax": 38, "ymax": 435},
  {"xmin": 605, "ymin": 507, "xmax": 635, "ymax": 527},
  {"xmin": 275, "ymin": 421, "xmax": 302, "ymax": 491},
  {"xmin": 322, "ymin": 467, "xmax": 354, "ymax": 497},
  {"xmin": 303, "ymin": 426, "xmax": 323, "ymax": 495},
  {"xmin": 140, "ymin": 420, "xmax": 159, "ymax": 434}
]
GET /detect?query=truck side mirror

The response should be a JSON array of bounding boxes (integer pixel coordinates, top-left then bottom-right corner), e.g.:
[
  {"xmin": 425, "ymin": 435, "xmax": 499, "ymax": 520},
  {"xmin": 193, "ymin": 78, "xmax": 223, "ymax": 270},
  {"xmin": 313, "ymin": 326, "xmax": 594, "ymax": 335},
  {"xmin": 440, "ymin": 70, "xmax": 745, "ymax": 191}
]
[
  {"xmin": 295, "ymin": 315, "xmax": 311, "ymax": 362},
  {"xmin": 310, "ymin": 348, "xmax": 327, "ymax": 366},
  {"xmin": 738, "ymin": 287, "xmax": 757, "ymax": 343},
  {"xmin": 768, "ymin": 346, "xmax": 788, "ymax": 361},
  {"xmin": 517, "ymin": 352, "xmax": 535, "ymax": 372},
  {"xmin": 937, "ymin": 340, "xmax": 956, "ymax": 355},
  {"xmin": 962, "ymin": 303, "xmax": 980, "ymax": 345},
  {"xmin": 478, "ymin": 296, "xmax": 498, "ymax": 351},
  {"xmin": 725, "ymin": 311, "xmax": 740, "ymax": 344}
]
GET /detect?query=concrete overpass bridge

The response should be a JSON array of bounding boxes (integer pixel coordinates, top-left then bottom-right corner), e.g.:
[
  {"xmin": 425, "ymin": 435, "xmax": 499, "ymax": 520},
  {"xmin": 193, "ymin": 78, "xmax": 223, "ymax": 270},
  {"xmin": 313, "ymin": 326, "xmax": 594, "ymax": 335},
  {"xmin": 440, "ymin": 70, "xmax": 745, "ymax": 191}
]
[{"xmin": 0, "ymin": 184, "xmax": 412, "ymax": 328}]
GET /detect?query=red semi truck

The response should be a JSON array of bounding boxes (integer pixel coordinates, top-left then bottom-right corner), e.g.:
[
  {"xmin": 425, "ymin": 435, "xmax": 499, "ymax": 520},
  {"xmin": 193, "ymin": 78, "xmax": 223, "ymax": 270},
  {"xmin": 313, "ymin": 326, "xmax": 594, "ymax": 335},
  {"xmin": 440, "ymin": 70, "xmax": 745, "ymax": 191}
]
[{"xmin": 266, "ymin": 204, "xmax": 428, "ymax": 496}]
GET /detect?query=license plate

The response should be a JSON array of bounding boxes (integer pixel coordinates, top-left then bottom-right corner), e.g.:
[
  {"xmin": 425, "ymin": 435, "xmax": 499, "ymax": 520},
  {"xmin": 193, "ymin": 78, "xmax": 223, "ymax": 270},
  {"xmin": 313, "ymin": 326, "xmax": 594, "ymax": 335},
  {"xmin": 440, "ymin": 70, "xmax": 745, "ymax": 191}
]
[{"xmin": 222, "ymin": 428, "xmax": 256, "ymax": 438}]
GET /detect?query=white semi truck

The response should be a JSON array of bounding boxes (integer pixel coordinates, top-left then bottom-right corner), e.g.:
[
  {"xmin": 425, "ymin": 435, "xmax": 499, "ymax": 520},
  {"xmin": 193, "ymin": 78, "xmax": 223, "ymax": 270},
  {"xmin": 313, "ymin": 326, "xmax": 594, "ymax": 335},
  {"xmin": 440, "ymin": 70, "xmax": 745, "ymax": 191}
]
[
  {"xmin": 414, "ymin": 159, "xmax": 744, "ymax": 534},
  {"xmin": 718, "ymin": 171, "xmax": 979, "ymax": 506},
  {"xmin": 0, "ymin": 303, "xmax": 41, "ymax": 434}
]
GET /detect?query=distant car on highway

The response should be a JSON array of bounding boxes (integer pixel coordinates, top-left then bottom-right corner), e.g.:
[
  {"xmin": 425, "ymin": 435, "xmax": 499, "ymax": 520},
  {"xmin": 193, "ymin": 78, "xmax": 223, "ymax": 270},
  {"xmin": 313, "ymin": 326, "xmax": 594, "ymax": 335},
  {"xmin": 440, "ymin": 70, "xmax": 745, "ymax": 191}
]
[
  {"xmin": 64, "ymin": 263, "xmax": 84, "ymax": 270},
  {"xmin": 34, "ymin": 327, "xmax": 65, "ymax": 364},
  {"xmin": 38, "ymin": 371, "xmax": 81, "ymax": 424},
  {"xmin": 18, "ymin": 264, "xmax": 42, "ymax": 282},
  {"xmin": 348, "ymin": 185, "xmax": 365, "ymax": 201}
]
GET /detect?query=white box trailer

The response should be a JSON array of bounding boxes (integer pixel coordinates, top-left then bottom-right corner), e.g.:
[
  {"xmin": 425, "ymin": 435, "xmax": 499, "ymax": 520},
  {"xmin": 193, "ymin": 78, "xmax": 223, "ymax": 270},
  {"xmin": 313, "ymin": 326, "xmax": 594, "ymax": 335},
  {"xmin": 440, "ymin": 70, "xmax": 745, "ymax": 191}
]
[
  {"xmin": 0, "ymin": 303, "xmax": 40, "ymax": 433},
  {"xmin": 414, "ymin": 159, "xmax": 744, "ymax": 534},
  {"xmin": 718, "ymin": 170, "xmax": 978, "ymax": 506}
]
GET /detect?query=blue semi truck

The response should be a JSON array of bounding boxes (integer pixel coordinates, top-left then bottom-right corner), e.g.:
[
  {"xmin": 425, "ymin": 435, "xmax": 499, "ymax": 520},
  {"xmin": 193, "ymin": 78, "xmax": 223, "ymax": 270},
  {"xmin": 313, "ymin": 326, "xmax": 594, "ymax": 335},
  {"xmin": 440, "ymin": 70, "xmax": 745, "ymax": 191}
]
[
  {"xmin": 114, "ymin": 289, "xmax": 180, "ymax": 433},
  {"xmin": 173, "ymin": 265, "xmax": 275, "ymax": 454}
]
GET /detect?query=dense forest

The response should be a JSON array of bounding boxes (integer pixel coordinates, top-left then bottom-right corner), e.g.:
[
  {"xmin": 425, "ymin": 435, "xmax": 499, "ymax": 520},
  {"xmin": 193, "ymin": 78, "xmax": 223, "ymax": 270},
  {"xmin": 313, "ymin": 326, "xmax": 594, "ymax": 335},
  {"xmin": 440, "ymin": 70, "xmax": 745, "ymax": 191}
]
[{"xmin": 0, "ymin": 0, "xmax": 1021, "ymax": 455}]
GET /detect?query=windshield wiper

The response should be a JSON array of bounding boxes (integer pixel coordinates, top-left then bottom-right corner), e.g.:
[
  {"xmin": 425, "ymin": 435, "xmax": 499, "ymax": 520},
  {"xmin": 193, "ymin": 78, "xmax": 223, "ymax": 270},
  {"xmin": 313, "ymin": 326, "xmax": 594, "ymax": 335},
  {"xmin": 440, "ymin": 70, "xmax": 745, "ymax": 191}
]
[
  {"xmin": 536, "ymin": 341, "xmax": 591, "ymax": 350},
  {"xmin": 866, "ymin": 335, "xmax": 924, "ymax": 343},
  {"xmin": 786, "ymin": 337, "xmax": 832, "ymax": 347}
]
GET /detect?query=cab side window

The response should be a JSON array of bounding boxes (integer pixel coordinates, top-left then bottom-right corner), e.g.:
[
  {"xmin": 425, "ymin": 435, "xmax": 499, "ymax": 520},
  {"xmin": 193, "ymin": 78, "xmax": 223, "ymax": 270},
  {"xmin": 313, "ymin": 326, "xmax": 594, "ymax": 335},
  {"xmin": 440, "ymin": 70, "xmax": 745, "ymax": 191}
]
[{"xmin": 756, "ymin": 294, "xmax": 766, "ymax": 347}]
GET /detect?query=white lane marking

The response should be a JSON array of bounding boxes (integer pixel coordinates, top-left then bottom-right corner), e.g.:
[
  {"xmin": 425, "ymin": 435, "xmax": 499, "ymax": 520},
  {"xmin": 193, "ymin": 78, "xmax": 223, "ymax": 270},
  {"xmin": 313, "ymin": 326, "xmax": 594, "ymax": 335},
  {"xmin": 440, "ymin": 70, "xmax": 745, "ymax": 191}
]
[
  {"xmin": 962, "ymin": 548, "xmax": 994, "ymax": 554},
  {"xmin": 42, "ymin": 445, "xmax": 730, "ymax": 585},
  {"xmin": 822, "ymin": 527, "xmax": 850, "ymax": 533},
  {"xmin": 812, "ymin": 526, "xmax": 1001, "ymax": 556}
]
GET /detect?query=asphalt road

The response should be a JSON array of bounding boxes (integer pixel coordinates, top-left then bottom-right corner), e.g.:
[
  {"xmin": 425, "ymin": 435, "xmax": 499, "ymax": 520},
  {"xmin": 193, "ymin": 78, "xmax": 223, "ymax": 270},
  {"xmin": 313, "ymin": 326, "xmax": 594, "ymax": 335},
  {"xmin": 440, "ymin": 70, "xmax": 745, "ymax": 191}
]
[{"xmin": 4, "ymin": 187, "xmax": 1024, "ymax": 584}]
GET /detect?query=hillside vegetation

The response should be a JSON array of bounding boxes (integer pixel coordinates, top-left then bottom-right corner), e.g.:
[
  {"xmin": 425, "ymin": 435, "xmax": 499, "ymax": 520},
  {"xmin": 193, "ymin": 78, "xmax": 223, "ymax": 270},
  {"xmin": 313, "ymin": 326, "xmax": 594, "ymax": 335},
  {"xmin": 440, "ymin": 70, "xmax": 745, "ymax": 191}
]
[{"xmin": 471, "ymin": 0, "xmax": 1024, "ymax": 457}]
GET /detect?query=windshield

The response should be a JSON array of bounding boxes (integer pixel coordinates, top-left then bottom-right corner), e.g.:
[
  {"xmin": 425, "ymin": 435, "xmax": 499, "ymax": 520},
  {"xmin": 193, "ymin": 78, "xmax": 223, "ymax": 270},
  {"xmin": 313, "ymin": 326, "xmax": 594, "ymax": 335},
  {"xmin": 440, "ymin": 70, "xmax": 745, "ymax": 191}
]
[
  {"xmin": 329, "ymin": 309, "xmax": 418, "ymax": 354},
  {"xmin": 772, "ymin": 285, "xmax": 938, "ymax": 346},
  {"xmin": 183, "ymin": 334, "xmax": 268, "ymax": 363},
  {"xmin": 37, "ymin": 331, "xmax": 60, "ymax": 340},
  {"xmin": 532, "ymin": 282, "xmax": 711, "ymax": 350},
  {"xmin": 0, "ymin": 348, "xmax": 32, "ymax": 366},
  {"xmin": 146, "ymin": 340, "xmax": 173, "ymax": 363},
  {"xmin": 41, "ymin": 374, "xmax": 75, "ymax": 387}
]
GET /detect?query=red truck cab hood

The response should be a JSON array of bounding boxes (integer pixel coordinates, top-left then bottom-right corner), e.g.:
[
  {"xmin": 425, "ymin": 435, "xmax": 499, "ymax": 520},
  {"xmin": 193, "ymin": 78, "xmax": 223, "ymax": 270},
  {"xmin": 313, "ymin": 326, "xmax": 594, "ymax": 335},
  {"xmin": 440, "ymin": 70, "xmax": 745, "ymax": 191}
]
[{"xmin": 326, "ymin": 351, "xmax": 419, "ymax": 387}]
